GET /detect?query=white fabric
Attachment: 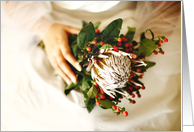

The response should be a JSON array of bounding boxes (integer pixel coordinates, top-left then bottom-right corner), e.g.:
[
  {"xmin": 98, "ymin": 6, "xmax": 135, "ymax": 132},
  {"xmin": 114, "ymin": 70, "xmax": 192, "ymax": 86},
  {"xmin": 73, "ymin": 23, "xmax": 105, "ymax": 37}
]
[
  {"xmin": 1, "ymin": 1, "xmax": 181, "ymax": 131},
  {"xmin": 52, "ymin": 1, "xmax": 120, "ymax": 12}
]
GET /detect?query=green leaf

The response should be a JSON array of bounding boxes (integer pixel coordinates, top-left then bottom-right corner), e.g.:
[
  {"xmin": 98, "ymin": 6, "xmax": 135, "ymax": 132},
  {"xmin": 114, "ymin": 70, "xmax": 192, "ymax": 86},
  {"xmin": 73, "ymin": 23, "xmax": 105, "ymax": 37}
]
[
  {"xmin": 100, "ymin": 44, "xmax": 113, "ymax": 49},
  {"xmin": 82, "ymin": 21, "xmax": 88, "ymax": 28},
  {"xmin": 87, "ymin": 85, "xmax": 98, "ymax": 98},
  {"xmin": 102, "ymin": 18, "xmax": 123, "ymax": 41},
  {"xmin": 83, "ymin": 91, "xmax": 96, "ymax": 113},
  {"xmin": 65, "ymin": 82, "xmax": 77, "ymax": 90},
  {"xmin": 138, "ymin": 39, "xmax": 156, "ymax": 56},
  {"xmin": 71, "ymin": 44, "xmax": 79, "ymax": 57},
  {"xmin": 98, "ymin": 99, "xmax": 114, "ymax": 108},
  {"xmin": 146, "ymin": 29, "xmax": 154, "ymax": 40},
  {"xmin": 86, "ymin": 99, "xmax": 96, "ymax": 113},
  {"xmin": 132, "ymin": 41, "xmax": 138, "ymax": 46},
  {"xmin": 69, "ymin": 34, "xmax": 77, "ymax": 45},
  {"xmin": 80, "ymin": 80, "xmax": 90, "ymax": 91},
  {"xmin": 140, "ymin": 32, "xmax": 146, "ymax": 41},
  {"xmin": 94, "ymin": 22, "xmax": 101, "ymax": 29},
  {"xmin": 125, "ymin": 27, "xmax": 136, "ymax": 43},
  {"xmin": 144, "ymin": 61, "xmax": 156, "ymax": 69},
  {"xmin": 64, "ymin": 81, "xmax": 79, "ymax": 95},
  {"xmin": 79, "ymin": 72, "xmax": 92, "ymax": 91},
  {"xmin": 77, "ymin": 23, "xmax": 96, "ymax": 49},
  {"xmin": 132, "ymin": 50, "xmax": 141, "ymax": 56}
]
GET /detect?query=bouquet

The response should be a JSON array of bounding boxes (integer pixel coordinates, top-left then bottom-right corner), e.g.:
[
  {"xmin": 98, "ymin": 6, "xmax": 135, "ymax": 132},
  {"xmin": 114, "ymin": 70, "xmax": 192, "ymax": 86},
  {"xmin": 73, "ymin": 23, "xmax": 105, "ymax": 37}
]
[{"xmin": 39, "ymin": 18, "xmax": 168, "ymax": 117}]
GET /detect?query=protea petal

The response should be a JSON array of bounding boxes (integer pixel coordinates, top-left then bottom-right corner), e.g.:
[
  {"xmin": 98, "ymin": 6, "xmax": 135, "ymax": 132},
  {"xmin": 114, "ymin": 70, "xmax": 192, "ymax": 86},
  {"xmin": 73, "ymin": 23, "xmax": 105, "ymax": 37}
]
[{"xmin": 87, "ymin": 48, "xmax": 145, "ymax": 98}]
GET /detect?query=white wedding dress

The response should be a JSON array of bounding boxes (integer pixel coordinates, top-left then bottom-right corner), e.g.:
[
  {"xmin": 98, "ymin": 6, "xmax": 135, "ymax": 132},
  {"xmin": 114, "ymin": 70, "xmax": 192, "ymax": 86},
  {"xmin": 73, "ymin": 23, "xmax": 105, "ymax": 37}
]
[{"xmin": 1, "ymin": 1, "xmax": 181, "ymax": 131}]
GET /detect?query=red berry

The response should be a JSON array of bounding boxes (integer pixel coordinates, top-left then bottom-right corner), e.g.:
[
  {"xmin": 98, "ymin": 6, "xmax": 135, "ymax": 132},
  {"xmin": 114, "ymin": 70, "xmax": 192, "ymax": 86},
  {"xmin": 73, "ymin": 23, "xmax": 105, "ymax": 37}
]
[
  {"xmin": 131, "ymin": 100, "xmax": 136, "ymax": 104},
  {"xmin": 122, "ymin": 37, "xmax": 128, "ymax": 42},
  {"xmin": 128, "ymin": 86, "xmax": 133, "ymax": 91},
  {"xmin": 121, "ymin": 37, "xmax": 125, "ymax": 41},
  {"xmin": 137, "ymin": 94, "xmax": 141, "ymax": 98},
  {"xmin": 87, "ymin": 47, "xmax": 91, "ymax": 51},
  {"xmin": 129, "ymin": 48, "xmax": 133, "ymax": 51},
  {"xmin": 96, "ymin": 100, "xmax": 100, "ymax": 106},
  {"xmin": 95, "ymin": 94, "xmax": 98, "ymax": 98},
  {"xmin": 141, "ymin": 85, "xmax": 145, "ymax": 90},
  {"xmin": 113, "ymin": 46, "xmax": 118, "ymax": 51},
  {"xmin": 121, "ymin": 37, "xmax": 128, "ymax": 42},
  {"xmin": 124, "ymin": 38, "xmax": 128, "ymax": 42},
  {"xmin": 130, "ymin": 72, "xmax": 133, "ymax": 77},
  {"xmin": 100, "ymin": 94, "xmax": 106, "ymax": 100},
  {"xmin": 118, "ymin": 38, "xmax": 122, "ymax": 42},
  {"xmin": 96, "ymin": 87, "xmax": 100, "ymax": 91},
  {"xmin": 157, "ymin": 44, "xmax": 161, "ymax": 47},
  {"xmin": 100, "ymin": 41, "xmax": 105, "ymax": 46},
  {"xmin": 125, "ymin": 43, "xmax": 130, "ymax": 47},
  {"xmin": 131, "ymin": 94, "xmax": 135, "ymax": 98},
  {"xmin": 139, "ymin": 75, "xmax": 143, "ymax": 79},
  {"xmin": 161, "ymin": 51, "xmax": 165, "ymax": 54},
  {"xmin": 109, "ymin": 96, "xmax": 114, "ymax": 100},
  {"xmin": 94, "ymin": 82, "xmax": 99, "ymax": 87},
  {"xmin": 117, "ymin": 108, "xmax": 121, "ymax": 113},
  {"xmin": 160, "ymin": 40, "xmax": 163, "ymax": 43},
  {"xmin": 93, "ymin": 40, "xmax": 97, "ymax": 44},
  {"xmin": 100, "ymin": 90, "xmax": 105, "ymax": 94},
  {"xmin": 88, "ymin": 44, "xmax": 91, "ymax": 47},
  {"xmin": 112, "ymin": 105, "xmax": 117, "ymax": 110},
  {"xmin": 117, "ymin": 42, "xmax": 122, "ymax": 47},
  {"xmin": 119, "ymin": 96, "xmax": 123, "ymax": 99},
  {"xmin": 154, "ymin": 50, "xmax": 158, "ymax": 55},
  {"xmin": 137, "ymin": 68, "xmax": 141, "ymax": 73},
  {"xmin": 95, "ymin": 29, "xmax": 100, "ymax": 33},
  {"xmin": 129, "ymin": 43, "xmax": 133, "ymax": 47},
  {"xmin": 164, "ymin": 38, "xmax": 168, "ymax": 42},
  {"xmin": 135, "ymin": 85, "xmax": 139, "ymax": 89},
  {"xmin": 123, "ymin": 111, "xmax": 128, "ymax": 117},
  {"xmin": 125, "ymin": 49, "xmax": 130, "ymax": 52}
]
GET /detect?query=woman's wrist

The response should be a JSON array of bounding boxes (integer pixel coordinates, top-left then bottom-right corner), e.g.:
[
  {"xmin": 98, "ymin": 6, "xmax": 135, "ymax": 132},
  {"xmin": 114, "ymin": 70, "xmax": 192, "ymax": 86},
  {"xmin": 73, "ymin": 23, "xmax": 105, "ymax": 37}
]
[{"xmin": 35, "ymin": 17, "xmax": 55, "ymax": 39}]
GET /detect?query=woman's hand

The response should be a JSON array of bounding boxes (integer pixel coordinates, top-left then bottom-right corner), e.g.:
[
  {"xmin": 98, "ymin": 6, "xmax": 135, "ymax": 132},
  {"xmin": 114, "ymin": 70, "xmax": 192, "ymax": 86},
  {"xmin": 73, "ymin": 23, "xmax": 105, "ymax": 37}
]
[{"xmin": 43, "ymin": 23, "xmax": 81, "ymax": 84}]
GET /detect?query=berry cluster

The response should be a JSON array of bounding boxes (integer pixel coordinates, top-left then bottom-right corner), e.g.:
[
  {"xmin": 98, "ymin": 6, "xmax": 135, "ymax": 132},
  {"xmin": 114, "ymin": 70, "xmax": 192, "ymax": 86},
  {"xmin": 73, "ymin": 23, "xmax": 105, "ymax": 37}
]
[
  {"xmin": 86, "ymin": 29, "xmax": 138, "ymax": 55},
  {"xmin": 93, "ymin": 80, "xmax": 140, "ymax": 116},
  {"xmin": 112, "ymin": 105, "xmax": 128, "ymax": 117},
  {"xmin": 86, "ymin": 29, "xmax": 106, "ymax": 52},
  {"xmin": 153, "ymin": 37, "xmax": 168, "ymax": 55},
  {"xmin": 115, "ymin": 37, "xmax": 134, "ymax": 52}
]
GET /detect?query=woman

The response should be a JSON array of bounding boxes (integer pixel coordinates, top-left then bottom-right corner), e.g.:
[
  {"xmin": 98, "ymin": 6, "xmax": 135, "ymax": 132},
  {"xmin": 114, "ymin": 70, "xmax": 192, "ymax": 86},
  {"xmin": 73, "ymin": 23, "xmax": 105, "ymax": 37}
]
[{"xmin": 1, "ymin": 1, "xmax": 181, "ymax": 131}]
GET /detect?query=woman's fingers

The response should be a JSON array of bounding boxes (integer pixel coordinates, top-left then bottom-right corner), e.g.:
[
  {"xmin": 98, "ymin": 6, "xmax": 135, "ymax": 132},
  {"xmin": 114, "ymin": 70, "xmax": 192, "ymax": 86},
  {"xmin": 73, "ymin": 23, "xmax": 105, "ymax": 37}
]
[
  {"xmin": 47, "ymin": 54, "xmax": 71, "ymax": 84},
  {"xmin": 55, "ymin": 50, "xmax": 77, "ymax": 83},
  {"xmin": 43, "ymin": 23, "xmax": 82, "ymax": 83},
  {"xmin": 63, "ymin": 25, "xmax": 80, "ymax": 35},
  {"xmin": 58, "ymin": 34, "xmax": 82, "ymax": 72}
]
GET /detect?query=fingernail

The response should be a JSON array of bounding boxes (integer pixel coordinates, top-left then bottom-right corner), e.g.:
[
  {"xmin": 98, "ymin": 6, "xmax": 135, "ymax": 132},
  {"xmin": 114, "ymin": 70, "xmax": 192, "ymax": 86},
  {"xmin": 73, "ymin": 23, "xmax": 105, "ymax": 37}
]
[
  {"xmin": 76, "ymin": 62, "xmax": 82, "ymax": 71},
  {"xmin": 66, "ymin": 79, "xmax": 71, "ymax": 85},
  {"xmin": 72, "ymin": 77, "xmax": 77, "ymax": 83}
]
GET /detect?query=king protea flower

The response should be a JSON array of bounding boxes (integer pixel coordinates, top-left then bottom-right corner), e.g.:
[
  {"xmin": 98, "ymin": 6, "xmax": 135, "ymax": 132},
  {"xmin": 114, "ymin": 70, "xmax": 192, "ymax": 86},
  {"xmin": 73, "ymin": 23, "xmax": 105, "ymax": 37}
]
[{"xmin": 86, "ymin": 48, "xmax": 147, "ymax": 99}]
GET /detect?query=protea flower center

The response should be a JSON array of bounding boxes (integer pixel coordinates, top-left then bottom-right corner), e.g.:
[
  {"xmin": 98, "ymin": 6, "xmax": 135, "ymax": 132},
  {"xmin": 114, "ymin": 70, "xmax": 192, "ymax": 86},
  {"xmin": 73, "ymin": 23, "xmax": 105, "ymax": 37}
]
[
  {"xmin": 86, "ymin": 48, "xmax": 143, "ymax": 98},
  {"xmin": 92, "ymin": 52, "xmax": 131, "ymax": 90}
]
